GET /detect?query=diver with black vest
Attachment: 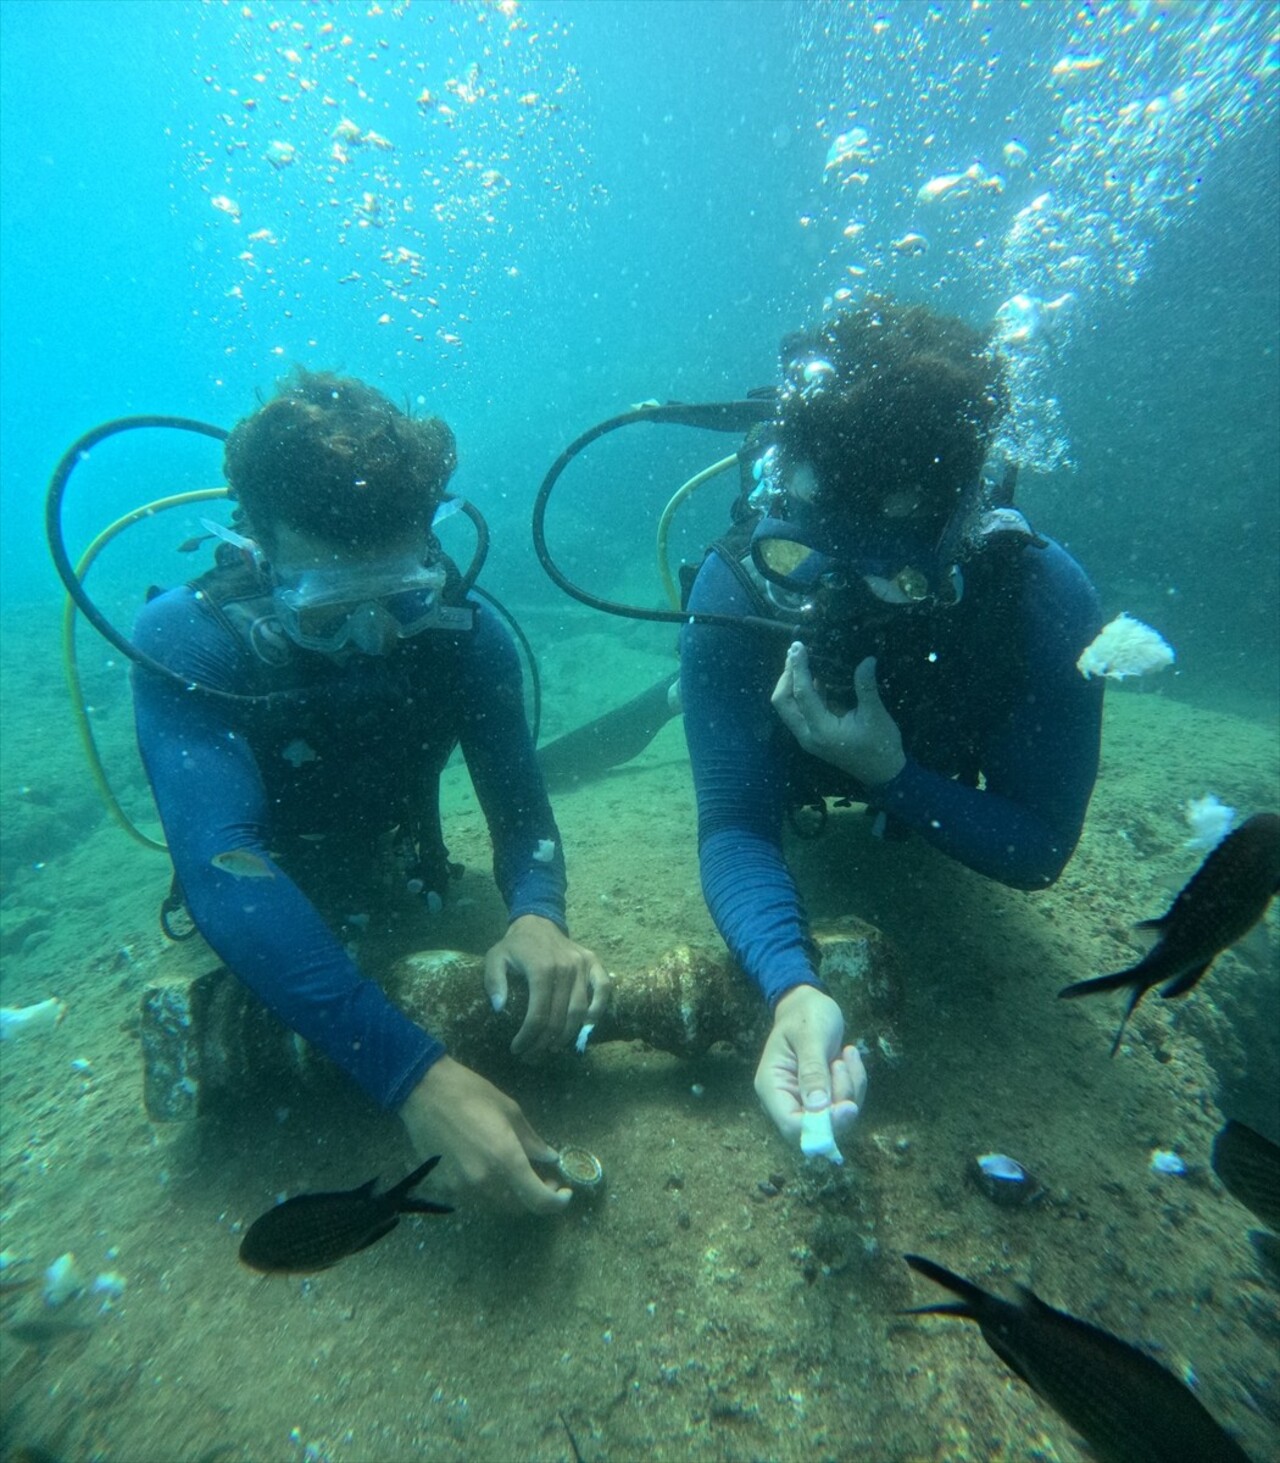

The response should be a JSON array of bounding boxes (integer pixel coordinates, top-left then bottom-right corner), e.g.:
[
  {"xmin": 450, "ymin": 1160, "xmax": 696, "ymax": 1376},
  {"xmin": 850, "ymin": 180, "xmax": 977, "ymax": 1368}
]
[
  {"xmin": 532, "ymin": 295, "xmax": 1104, "ymax": 1163},
  {"xmin": 126, "ymin": 368, "xmax": 610, "ymax": 1215}
]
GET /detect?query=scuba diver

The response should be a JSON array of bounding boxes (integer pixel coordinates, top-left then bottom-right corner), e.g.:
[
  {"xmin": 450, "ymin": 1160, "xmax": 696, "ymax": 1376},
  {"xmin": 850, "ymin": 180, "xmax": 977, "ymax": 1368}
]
[
  {"xmin": 675, "ymin": 297, "xmax": 1104, "ymax": 1158},
  {"xmin": 129, "ymin": 368, "xmax": 610, "ymax": 1214}
]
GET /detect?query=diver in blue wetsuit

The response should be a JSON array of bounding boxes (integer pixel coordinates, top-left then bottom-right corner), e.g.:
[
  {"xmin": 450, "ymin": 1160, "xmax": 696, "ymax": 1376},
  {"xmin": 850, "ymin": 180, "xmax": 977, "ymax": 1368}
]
[
  {"xmin": 132, "ymin": 368, "xmax": 610, "ymax": 1214},
  {"xmin": 680, "ymin": 298, "xmax": 1103, "ymax": 1159}
]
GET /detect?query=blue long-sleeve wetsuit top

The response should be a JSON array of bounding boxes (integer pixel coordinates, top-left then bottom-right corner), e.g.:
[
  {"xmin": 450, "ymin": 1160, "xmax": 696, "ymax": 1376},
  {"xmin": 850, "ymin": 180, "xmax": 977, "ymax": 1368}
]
[
  {"xmin": 132, "ymin": 581, "xmax": 566, "ymax": 1112},
  {"xmin": 680, "ymin": 536, "xmax": 1103, "ymax": 1009}
]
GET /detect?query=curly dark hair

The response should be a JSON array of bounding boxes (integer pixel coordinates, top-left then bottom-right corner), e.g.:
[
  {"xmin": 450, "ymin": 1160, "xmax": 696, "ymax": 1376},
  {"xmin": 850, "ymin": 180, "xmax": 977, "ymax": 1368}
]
[
  {"xmin": 224, "ymin": 367, "xmax": 457, "ymax": 554},
  {"xmin": 777, "ymin": 295, "xmax": 1007, "ymax": 537}
]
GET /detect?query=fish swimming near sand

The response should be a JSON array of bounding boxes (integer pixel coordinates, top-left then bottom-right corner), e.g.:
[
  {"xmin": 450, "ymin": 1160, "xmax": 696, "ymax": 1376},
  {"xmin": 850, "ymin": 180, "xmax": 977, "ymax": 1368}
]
[
  {"xmin": 239, "ymin": 1156, "xmax": 452, "ymax": 1274},
  {"xmin": 1212, "ymin": 1119, "xmax": 1280, "ymax": 1234},
  {"xmin": 902, "ymin": 1254, "xmax": 1253, "ymax": 1463},
  {"xmin": 1059, "ymin": 811, "xmax": 1280, "ymax": 1054}
]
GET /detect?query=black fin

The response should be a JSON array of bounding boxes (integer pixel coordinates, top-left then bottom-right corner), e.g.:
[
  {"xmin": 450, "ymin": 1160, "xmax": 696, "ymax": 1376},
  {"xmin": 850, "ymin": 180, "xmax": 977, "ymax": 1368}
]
[
  {"xmin": 1107, "ymin": 984, "xmax": 1147, "ymax": 1057},
  {"xmin": 559, "ymin": 1411, "xmax": 586, "ymax": 1463},
  {"xmin": 1058, "ymin": 962, "xmax": 1150, "ymax": 1001},
  {"xmin": 389, "ymin": 1155, "xmax": 442, "ymax": 1207},
  {"xmin": 537, "ymin": 675, "xmax": 680, "ymax": 788},
  {"xmin": 1157, "ymin": 961, "xmax": 1212, "ymax": 1000},
  {"xmin": 400, "ymin": 1198, "xmax": 453, "ymax": 1216},
  {"xmin": 1135, "ymin": 915, "xmax": 1170, "ymax": 931},
  {"xmin": 1059, "ymin": 965, "xmax": 1159, "ymax": 1057},
  {"xmin": 903, "ymin": 1254, "xmax": 990, "ymax": 1315}
]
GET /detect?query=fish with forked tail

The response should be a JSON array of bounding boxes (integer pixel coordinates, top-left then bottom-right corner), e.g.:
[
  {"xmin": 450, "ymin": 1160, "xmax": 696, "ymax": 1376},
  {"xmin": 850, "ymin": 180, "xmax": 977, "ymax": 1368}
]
[
  {"xmin": 1059, "ymin": 812, "xmax": 1280, "ymax": 1054},
  {"xmin": 902, "ymin": 1254, "xmax": 1253, "ymax": 1463},
  {"xmin": 239, "ymin": 1156, "xmax": 452, "ymax": 1273}
]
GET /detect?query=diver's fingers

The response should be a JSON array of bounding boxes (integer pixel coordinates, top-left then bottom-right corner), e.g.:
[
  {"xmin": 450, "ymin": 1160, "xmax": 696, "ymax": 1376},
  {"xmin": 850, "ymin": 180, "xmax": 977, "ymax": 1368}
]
[
  {"xmin": 846, "ymin": 1043, "xmax": 869, "ymax": 1107},
  {"xmin": 785, "ymin": 642, "xmax": 829, "ymax": 726},
  {"xmin": 771, "ymin": 684, "xmax": 805, "ymax": 741},
  {"xmin": 515, "ymin": 1171, "xmax": 573, "ymax": 1215},
  {"xmin": 831, "ymin": 1044, "xmax": 869, "ymax": 1110},
  {"xmin": 511, "ymin": 974, "xmax": 553, "ymax": 1056},
  {"xmin": 852, "ymin": 656, "xmax": 885, "ymax": 717},
  {"xmin": 563, "ymin": 970, "xmax": 591, "ymax": 1041},
  {"xmin": 532, "ymin": 966, "xmax": 574, "ymax": 1054},
  {"xmin": 482, "ymin": 947, "xmax": 511, "ymax": 1014},
  {"xmin": 513, "ymin": 1110, "xmax": 559, "ymax": 1167},
  {"xmin": 584, "ymin": 960, "xmax": 612, "ymax": 1024},
  {"xmin": 506, "ymin": 1125, "xmax": 572, "ymax": 1214}
]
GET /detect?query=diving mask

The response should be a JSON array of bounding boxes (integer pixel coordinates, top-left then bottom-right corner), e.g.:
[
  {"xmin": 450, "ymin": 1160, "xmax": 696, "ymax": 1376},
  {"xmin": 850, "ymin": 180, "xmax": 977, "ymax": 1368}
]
[
  {"xmin": 750, "ymin": 515, "xmax": 959, "ymax": 608},
  {"xmin": 273, "ymin": 558, "xmax": 447, "ymax": 654}
]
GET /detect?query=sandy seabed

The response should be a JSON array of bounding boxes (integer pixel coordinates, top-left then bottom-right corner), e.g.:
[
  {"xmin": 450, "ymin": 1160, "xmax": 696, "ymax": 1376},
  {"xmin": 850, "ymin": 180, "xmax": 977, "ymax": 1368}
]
[{"xmin": 1, "ymin": 600, "xmax": 1278, "ymax": 1463}]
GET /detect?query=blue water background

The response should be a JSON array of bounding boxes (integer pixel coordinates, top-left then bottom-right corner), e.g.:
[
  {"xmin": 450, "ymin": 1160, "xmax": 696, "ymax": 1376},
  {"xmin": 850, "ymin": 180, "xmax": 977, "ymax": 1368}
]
[{"xmin": 1, "ymin": 0, "xmax": 1277, "ymax": 711}]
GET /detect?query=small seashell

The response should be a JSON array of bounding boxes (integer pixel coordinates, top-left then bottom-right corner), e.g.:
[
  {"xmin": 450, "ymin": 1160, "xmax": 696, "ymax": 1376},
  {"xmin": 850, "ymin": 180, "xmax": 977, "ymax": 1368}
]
[
  {"xmin": 972, "ymin": 1152, "xmax": 1042, "ymax": 1207},
  {"xmin": 1149, "ymin": 1148, "xmax": 1187, "ymax": 1176},
  {"xmin": 92, "ymin": 1271, "xmax": 127, "ymax": 1304},
  {"xmin": 43, "ymin": 1252, "xmax": 86, "ymax": 1308}
]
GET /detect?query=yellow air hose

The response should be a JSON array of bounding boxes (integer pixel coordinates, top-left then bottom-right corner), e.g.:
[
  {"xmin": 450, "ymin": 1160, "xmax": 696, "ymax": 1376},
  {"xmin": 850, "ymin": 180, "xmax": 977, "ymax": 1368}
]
[
  {"xmin": 654, "ymin": 454, "xmax": 739, "ymax": 611},
  {"xmin": 62, "ymin": 487, "xmax": 231, "ymax": 852}
]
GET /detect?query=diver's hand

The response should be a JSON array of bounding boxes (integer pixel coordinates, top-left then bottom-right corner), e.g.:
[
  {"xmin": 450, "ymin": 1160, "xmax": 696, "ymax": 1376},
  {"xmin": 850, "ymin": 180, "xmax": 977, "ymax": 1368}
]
[
  {"xmin": 755, "ymin": 985, "xmax": 868, "ymax": 1161},
  {"xmin": 484, "ymin": 914, "xmax": 612, "ymax": 1057},
  {"xmin": 772, "ymin": 645, "xmax": 905, "ymax": 786},
  {"xmin": 400, "ymin": 1056, "xmax": 570, "ymax": 1215}
]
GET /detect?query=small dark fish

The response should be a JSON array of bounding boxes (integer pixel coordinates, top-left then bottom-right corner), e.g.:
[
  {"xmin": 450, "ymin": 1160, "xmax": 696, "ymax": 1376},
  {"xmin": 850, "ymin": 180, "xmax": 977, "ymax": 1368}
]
[
  {"xmin": 239, "ymin": 1156, "xmax": 452, "ymax": 1274},
  {"xmin": 211, "ymin": 849, "xmax": 276, "ymax": 881},
  {"xmin": 902, "ymin": 1254, "xmax": 1253, "ymax": 1463},
  {"xmin": 1059, "ymin": 812, "xmax": 1280, "ymax": 1054},
  {"xmin": 1212, "ymin": 1119, "xmax": 1280, "ymax": 1233},
  {"xmin": 3, "ymin": 1314, "xmax": 97, "ymax": 1348}
]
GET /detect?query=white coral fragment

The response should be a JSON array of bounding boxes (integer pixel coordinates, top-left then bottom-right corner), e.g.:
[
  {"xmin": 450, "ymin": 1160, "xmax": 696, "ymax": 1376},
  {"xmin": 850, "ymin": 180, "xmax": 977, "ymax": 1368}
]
[
  {"xmin": 1183, "ymin": 793, "xmax": 1236, "ymax": 850},
  {"xmin": 1076, "ymin": 613, "xmax": 1174, "ymax": 681}
]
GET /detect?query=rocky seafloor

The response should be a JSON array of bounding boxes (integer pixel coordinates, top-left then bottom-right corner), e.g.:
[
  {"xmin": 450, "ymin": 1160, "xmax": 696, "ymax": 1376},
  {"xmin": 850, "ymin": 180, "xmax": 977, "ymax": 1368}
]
[{"xmin": 2, "ymin": 601, "xmax": 1278, "ymax": 1463}]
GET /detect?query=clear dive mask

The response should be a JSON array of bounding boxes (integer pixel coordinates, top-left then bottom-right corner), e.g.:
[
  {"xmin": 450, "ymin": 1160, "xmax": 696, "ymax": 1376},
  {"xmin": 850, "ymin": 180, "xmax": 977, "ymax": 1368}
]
[{"xmin": 272, "ymin": 558, "xmax": 447, "ymax": 654}]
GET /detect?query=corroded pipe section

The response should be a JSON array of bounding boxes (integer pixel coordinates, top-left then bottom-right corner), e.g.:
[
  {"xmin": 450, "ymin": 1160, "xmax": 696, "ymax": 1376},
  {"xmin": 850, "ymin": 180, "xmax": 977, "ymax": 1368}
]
[{"xmin": 139, "ymin": 917, "xmax": 904, "ymax": 1121}]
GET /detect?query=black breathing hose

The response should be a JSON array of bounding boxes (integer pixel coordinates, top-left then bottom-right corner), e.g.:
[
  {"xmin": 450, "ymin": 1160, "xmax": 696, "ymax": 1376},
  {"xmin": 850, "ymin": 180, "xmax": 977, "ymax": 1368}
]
[{"xmin": 530, "ymin": 398, "xmax": 789, "ymax": 640}]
